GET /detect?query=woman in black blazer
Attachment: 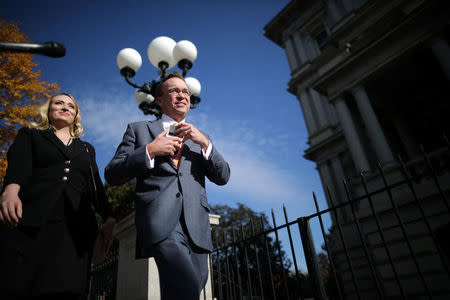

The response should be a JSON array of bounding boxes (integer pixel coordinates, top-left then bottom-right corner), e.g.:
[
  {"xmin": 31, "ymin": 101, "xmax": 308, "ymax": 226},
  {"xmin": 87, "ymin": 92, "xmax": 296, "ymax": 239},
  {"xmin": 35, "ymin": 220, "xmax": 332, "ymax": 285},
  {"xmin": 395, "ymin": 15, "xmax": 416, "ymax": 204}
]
[{"xmin": 0, "ymin": 93, "xmax": 115, "ymax": 300}]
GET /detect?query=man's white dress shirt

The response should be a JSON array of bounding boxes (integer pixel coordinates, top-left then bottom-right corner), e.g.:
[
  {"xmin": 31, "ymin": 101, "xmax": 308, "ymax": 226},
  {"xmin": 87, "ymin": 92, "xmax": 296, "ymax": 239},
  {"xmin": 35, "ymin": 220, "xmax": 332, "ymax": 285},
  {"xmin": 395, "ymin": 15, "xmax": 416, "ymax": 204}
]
[{"xmin": 145, "ymin": 114, "xmax": 212, "ymax": 168}]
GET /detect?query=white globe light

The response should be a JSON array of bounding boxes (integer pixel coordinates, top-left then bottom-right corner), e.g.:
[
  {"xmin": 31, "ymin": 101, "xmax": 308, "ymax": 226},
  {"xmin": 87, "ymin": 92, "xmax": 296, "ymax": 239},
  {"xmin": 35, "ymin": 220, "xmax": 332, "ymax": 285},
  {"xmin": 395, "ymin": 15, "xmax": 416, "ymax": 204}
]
[
  {"xmin": 173, "ymin": 40, "xmax": 197, "ymax": 63},
  {"xmin": 117, "ymin": 48, "xmax": 142, "ymax": 72},
  {"xmin": 147, "ymin": 36, "xmax": 176, "ymax": 69},
  {"xmin": 134, "ymin": 89, "xmax": 154, "ymax": 104},
  {"xmin": 185, "ymin": 77, "xmax": 201, "ymax": 96}
]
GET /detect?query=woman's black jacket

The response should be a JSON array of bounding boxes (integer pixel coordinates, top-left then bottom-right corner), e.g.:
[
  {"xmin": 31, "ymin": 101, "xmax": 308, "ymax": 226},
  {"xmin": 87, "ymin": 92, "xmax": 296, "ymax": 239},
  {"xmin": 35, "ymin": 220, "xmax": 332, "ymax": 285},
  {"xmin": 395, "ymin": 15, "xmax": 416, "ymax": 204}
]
[{"xmin": 2, "ymin": 127, "xmax": 113, "ymax": 229}]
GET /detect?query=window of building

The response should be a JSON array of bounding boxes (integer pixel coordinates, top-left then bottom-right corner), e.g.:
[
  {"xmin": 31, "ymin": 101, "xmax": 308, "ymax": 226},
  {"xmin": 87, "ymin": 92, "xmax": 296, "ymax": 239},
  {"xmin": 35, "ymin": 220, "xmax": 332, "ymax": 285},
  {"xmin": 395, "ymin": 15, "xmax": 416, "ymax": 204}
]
[{"xmin": 314, "ymin": 29, "xmax": 330, "ymax": 52}]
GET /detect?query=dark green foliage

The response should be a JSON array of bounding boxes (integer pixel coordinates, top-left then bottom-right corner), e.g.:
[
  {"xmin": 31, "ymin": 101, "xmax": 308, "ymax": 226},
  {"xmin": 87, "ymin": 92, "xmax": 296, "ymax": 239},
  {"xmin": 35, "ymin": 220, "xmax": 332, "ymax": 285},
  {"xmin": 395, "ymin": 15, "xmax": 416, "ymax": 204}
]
[
  {"xmin": 318, "ymin": 252, "xmax": 341, "ymax": 299},
  {"xmin": 210, "ymin": 203, "xmax": 313, "ymax": 299},
  {"xmin": 105, "ymin": 180, "xmax": 135, "ymax": 221}
]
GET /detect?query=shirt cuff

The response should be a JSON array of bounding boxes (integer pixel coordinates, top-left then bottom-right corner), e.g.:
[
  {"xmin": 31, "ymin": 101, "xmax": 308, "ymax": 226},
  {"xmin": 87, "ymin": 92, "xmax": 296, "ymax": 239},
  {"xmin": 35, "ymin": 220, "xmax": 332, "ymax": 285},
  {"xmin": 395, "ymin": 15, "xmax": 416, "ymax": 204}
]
[
  {"xmin": 145, "ymin": 146, "xmax": 155, "ymax": 169},
  {"xmin": 202, "ymin": 141, "xmax": 212, "ymax": 160}
]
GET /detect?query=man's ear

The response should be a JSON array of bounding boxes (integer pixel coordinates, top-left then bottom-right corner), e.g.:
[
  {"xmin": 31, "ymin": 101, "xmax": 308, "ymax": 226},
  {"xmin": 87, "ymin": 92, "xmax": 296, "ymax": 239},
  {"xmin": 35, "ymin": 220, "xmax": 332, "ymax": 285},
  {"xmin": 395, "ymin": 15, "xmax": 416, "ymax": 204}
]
[{"xmin": 156, "ymin": 97, "xmax": 162, "ymax": 106}]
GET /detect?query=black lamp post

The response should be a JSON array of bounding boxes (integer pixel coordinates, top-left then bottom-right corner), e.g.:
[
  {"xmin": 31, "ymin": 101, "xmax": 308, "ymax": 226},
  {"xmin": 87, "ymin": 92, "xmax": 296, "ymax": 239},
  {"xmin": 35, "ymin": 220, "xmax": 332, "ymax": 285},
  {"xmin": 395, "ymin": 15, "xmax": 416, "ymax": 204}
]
[
  {"xmin": 116, "ymin": 36, "xmax": 201, "ymax": 118},
  {"xmin": 0, "ymin": 41, "xmax": 65, "ymax": 57}
]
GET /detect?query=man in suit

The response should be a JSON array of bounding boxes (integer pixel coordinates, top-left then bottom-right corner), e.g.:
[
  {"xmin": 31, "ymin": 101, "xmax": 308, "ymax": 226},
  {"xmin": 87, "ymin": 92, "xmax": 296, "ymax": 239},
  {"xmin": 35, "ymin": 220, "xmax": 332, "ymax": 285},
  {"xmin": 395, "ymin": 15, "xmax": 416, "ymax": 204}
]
[{"xmin": 105, "ymin": 71, "xmax": 230, "ymax": 299}]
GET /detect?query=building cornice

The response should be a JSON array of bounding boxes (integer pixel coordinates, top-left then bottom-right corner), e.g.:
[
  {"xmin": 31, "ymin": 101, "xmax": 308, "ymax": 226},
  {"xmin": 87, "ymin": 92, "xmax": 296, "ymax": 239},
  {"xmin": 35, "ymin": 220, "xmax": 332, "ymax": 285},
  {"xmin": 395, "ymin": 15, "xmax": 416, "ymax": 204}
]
[
  {"xmin": 286, "ymin": 0, "xmax": 446, "ymax": 99},
  {"xmin": 303, "ymin": 129, "xmax": 345, "ymax": 162},
  {"xmin": 264, "ymin": 0, "xmax": 323, "ymax": 46}
]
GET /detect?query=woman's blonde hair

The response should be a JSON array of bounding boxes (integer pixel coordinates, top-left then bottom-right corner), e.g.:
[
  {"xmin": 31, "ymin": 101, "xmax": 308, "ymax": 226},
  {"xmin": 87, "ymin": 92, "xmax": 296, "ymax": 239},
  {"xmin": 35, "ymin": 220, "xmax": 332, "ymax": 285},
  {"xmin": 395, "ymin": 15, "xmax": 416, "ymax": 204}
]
[{"xmin": 30, "ymin": 93, "xmax": 84, "ymax": 138}]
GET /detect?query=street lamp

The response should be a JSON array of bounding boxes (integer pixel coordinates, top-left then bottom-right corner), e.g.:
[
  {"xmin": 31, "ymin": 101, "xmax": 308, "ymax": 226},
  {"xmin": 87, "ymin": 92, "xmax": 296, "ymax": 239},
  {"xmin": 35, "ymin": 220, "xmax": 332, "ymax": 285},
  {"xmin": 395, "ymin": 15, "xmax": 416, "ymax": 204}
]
[
  {"xmin": 116, "ymin": 36, "xmax": 202, "ymax": 117},
  {"xmin": 0, "ymin": 41, "xmax": 65, "ymax": 57}
]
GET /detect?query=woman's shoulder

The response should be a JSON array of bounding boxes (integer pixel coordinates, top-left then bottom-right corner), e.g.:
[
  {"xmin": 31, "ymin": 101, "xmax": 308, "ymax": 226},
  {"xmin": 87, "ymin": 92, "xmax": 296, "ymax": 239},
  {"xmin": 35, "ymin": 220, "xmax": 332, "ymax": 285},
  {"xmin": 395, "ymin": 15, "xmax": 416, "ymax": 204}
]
[
  {"xmin": 11, "ymin": 127, "xmax": 47, "ymax": 145},
  {"xmin": 16, "ymin": 126, "xmax": 42, "ymax": 136},
  {"xmin": 20, "ymin": 126, "xmax": 50, "ymax": 133}
]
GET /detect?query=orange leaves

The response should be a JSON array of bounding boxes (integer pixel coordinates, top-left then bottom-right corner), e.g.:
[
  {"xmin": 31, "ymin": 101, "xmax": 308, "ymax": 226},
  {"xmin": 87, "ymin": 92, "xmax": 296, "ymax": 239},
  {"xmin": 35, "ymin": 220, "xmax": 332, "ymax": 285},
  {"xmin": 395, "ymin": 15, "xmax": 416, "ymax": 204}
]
[
  {"xmin": 0, "ymin": 19, "xmax": 60, "ymax": 181},
  {"xmin": 0, "ymin": 20, "xmax": 28, "ymax": 43}
]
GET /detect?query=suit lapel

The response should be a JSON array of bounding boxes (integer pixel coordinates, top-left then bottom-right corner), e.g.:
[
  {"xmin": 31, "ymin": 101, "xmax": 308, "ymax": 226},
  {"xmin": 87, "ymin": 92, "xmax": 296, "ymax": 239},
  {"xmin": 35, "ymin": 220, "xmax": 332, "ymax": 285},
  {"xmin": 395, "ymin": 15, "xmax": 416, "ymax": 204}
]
[
  {"xmin": 178, "ymin": 139, "xmax": 193, "ymax": 168},
  {"xmin": 147, "ymin": 119, "xmax": 179, "ymax": 172},
  {"xmin": 68, "ymin": 138, "xmax": 84, "ymax": 159},
  {"xmin": 41, "ymin": 129, "xmax": 70, "ymax": 159},
  {"xmin": 147, "ymin": 119, "xmax": 164, "ymax": 140}
]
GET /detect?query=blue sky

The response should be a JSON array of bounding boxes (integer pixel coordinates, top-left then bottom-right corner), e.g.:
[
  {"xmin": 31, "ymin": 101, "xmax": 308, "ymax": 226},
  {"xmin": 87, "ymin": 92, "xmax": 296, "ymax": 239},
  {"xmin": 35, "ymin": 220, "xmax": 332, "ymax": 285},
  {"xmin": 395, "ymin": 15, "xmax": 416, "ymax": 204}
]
[{"xmin": 2, "ymin": 0, "xmax": 332, "ymax": 270}]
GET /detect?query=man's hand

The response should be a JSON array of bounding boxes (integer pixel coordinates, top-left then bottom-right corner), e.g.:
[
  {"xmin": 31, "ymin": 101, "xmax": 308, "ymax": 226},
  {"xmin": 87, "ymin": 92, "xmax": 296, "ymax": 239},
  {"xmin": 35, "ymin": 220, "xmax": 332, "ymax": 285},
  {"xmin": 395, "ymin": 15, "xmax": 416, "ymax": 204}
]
[
  {"xmin": 146, "ymin": 130, "xmax": 183, "ymax": 158},
  {"xmin": 175, "ymin": 123, "xmax": 210, "ymax": 151},
  {"xmin": 100, "ymin": 217, "xmax": 116, "ymax": 252},
  {"xmin": 0, "ymin": 183, "xmax": 22, "ymax": 227}
]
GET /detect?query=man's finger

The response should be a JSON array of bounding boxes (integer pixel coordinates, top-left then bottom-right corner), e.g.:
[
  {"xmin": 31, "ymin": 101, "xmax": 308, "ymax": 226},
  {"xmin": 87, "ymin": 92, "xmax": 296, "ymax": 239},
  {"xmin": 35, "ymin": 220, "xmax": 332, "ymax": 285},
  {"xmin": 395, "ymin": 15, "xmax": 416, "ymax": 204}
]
[
  {"xmin": 158, "ymin": 130, "xmax": 168, "ymax": 137},
  {"xmin": 167, "ymin": 136, "xmax": 182, "ymax": 143},
  {"xmin": 174, "ymin": 124, "xmax": 189, "ymax": 135},
  {"xmin": 175, "ymin": 123, "xmax": 185, "ymax": 129},
  {"xmin": 0, "ymin": 209, "xmax": 4, "ymax": 223}
]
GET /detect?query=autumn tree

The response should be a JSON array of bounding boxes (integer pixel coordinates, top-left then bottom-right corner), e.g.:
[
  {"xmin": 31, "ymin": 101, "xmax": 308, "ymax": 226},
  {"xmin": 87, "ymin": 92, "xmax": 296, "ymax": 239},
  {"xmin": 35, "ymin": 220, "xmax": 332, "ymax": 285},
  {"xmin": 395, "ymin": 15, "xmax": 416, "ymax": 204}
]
[{"xmin": 0, "ymin": 19, "xmax": 60, "ymax": 181}]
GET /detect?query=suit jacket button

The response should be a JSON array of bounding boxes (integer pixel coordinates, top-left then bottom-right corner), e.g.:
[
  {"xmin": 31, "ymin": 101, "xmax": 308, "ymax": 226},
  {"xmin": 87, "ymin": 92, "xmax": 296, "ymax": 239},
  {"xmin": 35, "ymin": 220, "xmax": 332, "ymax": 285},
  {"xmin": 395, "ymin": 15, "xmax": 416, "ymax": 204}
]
[
  {"xmin": 179, "ymin": 172, "xmax": 182, "ymax": 177},
  {"xmin": 65, "ymin": 160, "xmax": 71, "ymax": 165},
  {"xmin": 64, "ymin": 168, "xmax": 70, "ymax": 173},
  {"xmin": 176, "ymin": 192, "xmax": 181, "ymax": 198},
  {"xmin": 62, "ymin": 176, "xmax": 68, "ymax": 181}
]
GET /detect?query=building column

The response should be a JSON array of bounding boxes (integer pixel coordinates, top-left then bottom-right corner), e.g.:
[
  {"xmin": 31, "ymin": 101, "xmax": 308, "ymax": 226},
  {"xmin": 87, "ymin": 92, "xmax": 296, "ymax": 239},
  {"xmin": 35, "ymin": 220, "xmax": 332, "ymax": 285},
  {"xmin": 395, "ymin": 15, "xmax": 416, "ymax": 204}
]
[
  {"xmin": 298, "ymin": 88, "xmax": 318, "ymax": 135},
  {"xmin": 115, "ymin": 213, "xmax": 220, "ymax": 300},
  {"xmin": 351, "ymin": 85, "xmax": 395, "ymax": 163},
  {"xmin": 431, "ymin": 37, "xmax": 450, "ymax": 81},
  {"xmin": 303, "ymin": 34, "xmax": 319, "ymax": 61},
  {"xmin": 322, "ymin": 93, "xmax": 338, "ymax": 125},
  {"xmin": 292, "ymin": 31, "xmax": 309, "ymax": 64},
  {"xmin": 318, "ymin": 157, "xmax": 350, "ymax": 222},
  {"xmin": 317, "ymin": 162, "xmax": 339, "ymax": 223},
  {"xmin": 318, "ymin": 159, "xmax": 346, "ymax": 200},
  {"xmin": 283, "ymin": 38, "xmax": 299, "ymax": 72},
  {"xmin": 329, "ymin": 156, "xmax": 351, "ymax": 220},
  {"xmin": 326, "ymin": 0, "xmax": 342, "ymax": 26},
  {"xmin": 329, "ymin": 156, "xmax": 349, "ymax": 202},
  {"xmin": 334, "ymin": 97, "xmax": 371, "ymax": 171},
  {"xmin": 341, "ymin": 0, "xmax": 354, "ymax": 13},
  {"xmin": 309, "ymin": 88, "xmax": 330, "ymax": 128},
  {"xmin": 392, "ymin": 117, "xmax": 421, "ymax": 160},
  {"xmin": 200, "ymin": 214, "xmax": 221, "ymax": 300}
]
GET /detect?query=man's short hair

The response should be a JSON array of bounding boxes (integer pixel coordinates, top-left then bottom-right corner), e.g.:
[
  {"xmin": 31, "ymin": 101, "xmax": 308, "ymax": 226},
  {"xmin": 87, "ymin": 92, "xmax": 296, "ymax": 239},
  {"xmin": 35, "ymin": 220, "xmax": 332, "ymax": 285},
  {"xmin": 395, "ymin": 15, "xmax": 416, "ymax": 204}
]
[{"xmin": 155, "ymin": 71, "xmax": 185, "ymax": 97}]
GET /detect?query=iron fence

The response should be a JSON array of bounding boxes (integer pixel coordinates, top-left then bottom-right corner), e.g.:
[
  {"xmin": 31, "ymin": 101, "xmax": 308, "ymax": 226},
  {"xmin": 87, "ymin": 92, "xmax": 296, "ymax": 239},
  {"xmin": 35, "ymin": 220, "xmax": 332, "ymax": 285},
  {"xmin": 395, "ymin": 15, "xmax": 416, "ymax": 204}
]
[
  {"xmin": 90, "ymin": 239, "xmax": 119, "ymax": 300},
  {"xmin": 210, "ymin": 139, "xmax": 450, "ymax": 300}
]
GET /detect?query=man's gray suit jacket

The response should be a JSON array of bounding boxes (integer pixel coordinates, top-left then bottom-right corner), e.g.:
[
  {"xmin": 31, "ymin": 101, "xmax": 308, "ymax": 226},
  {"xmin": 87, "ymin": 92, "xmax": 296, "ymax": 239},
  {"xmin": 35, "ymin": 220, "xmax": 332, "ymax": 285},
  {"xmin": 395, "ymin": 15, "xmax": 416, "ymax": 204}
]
[{"xmin": 104, "ymin": 119, "xmax": 230, "ymax": 258}]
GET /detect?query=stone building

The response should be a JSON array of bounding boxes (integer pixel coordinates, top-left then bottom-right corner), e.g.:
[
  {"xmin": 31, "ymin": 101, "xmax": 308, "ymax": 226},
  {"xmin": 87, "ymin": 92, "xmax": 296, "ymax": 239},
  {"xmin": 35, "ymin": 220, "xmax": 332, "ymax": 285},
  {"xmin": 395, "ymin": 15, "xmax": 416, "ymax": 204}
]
[{"xmin": 265, "ymin": 0, "xmax": 450, "ymax": 298}]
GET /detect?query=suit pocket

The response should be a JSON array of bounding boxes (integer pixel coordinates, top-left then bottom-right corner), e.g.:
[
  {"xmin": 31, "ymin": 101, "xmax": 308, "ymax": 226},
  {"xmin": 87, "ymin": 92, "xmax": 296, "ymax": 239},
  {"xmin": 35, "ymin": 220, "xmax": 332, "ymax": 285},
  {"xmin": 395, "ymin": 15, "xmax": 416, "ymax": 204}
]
[{"xmin": 200, "ymin": 195, "xmax": 210, "ymax": 212}]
